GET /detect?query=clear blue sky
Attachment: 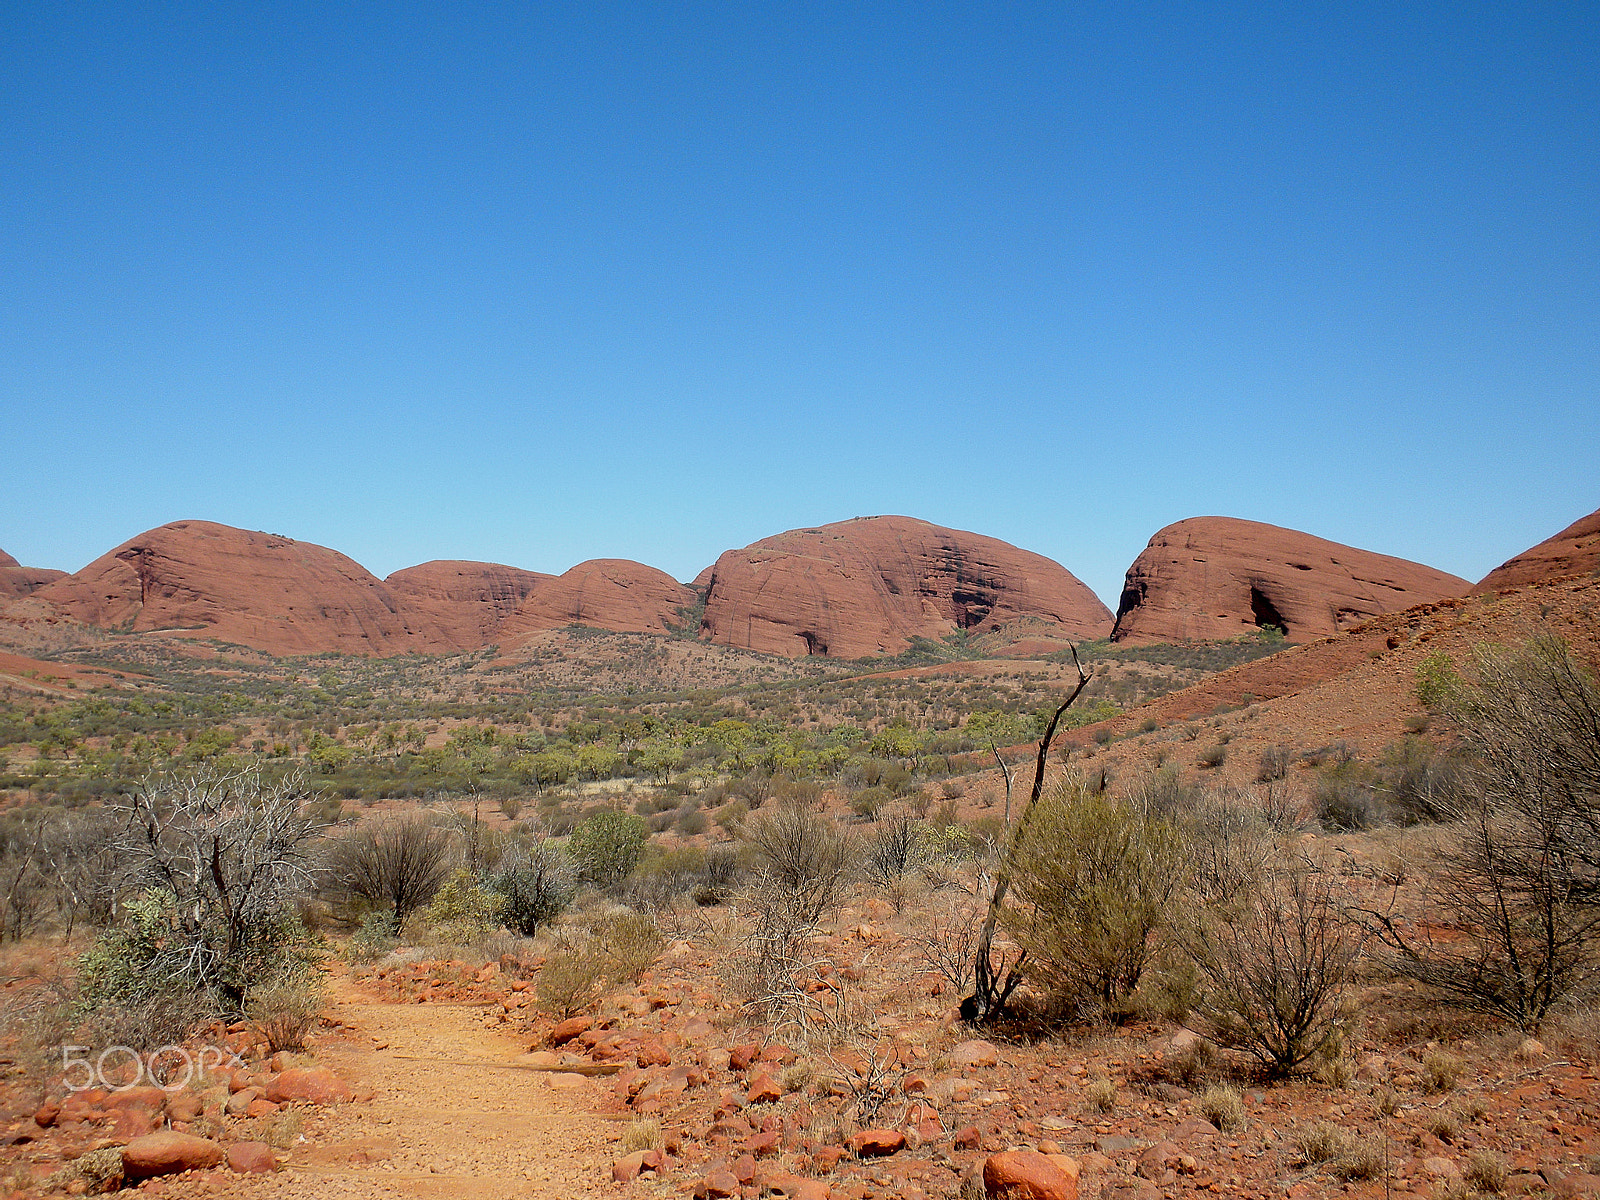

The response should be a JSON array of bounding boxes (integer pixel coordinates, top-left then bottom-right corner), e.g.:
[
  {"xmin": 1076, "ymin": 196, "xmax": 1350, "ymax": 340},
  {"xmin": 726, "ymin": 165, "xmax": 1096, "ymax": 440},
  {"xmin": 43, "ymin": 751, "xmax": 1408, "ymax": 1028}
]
[{"xmin": 3, "ymin": 2, "xmax": 1595, "ymax": 607}]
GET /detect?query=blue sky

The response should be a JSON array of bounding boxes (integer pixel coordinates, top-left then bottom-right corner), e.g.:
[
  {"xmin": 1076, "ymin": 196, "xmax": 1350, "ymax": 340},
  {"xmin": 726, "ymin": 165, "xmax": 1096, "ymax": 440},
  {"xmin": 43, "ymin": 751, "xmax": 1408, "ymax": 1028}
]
[{"xmin": 3, "ymin": 2, "xmax": 1595, "ymax": 607}]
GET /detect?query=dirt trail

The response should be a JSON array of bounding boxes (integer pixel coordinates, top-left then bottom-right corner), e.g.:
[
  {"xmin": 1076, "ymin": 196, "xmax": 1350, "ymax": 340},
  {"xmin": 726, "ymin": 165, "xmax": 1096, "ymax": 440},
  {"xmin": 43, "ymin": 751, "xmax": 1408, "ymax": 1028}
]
[{"xmin": 170, "ymin": 971, "xmax": 615, "ymax": 1199}]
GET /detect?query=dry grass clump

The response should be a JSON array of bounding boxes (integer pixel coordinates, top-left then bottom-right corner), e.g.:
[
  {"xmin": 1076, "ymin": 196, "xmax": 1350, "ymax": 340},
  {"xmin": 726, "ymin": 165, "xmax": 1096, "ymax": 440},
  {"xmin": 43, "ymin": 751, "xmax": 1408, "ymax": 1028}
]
[
  {"xmin": 1330, "ymin": 1134, "xmax": 1388, "ymax": 1181},
  {"xmin": 1374, "ymin": 1085, "xmax": 1401, "ymax": 1117},
  {"xmin": 621, "ymin": 1117, "xmax": 662, "ymax": 1153},
  {"xmin": 1463, "ymin": 1149, "xmax": 1508, "ymax": 1194},
  {"xmin": 781, "ymin": 1061, "xmax": 815, "ymax": 1093},
  {"xmin": 1198, "ymin": 1083, "xmax": 1245, "ymax": 1133},
  {"xmin": 1422, "ymin": 1046, "xmax": 1463, "ymax": 1092},
  {"xmin": 246, "ymin": 971, "xmax": 327, "ymax": 1052},
  {"xmin": 1293, "ymin": 1119, "xmax": 1348, "ymax": 1164},
  {"xmin": 1084, "ymin": 1072, "xmax": 1117, "ymax": 1113},
  {"xmin": 1425, "ymin": 1108, "xmax": 1459, "ymax": 1139}
]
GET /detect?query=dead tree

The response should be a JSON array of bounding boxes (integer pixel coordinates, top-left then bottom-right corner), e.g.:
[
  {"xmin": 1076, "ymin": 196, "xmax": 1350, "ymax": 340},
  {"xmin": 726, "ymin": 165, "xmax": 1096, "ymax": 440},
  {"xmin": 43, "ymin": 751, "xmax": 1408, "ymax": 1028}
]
[{"xmin": 963, "ymin": 645, "xmax": 1093, "ymax": 1024}]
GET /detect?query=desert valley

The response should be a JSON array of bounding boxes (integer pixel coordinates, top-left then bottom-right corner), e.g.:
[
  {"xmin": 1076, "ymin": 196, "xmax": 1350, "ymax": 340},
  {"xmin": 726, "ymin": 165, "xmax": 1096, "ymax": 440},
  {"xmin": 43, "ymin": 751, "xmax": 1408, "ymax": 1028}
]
[{"xmin": 0, "ymin": 503, "xmax": 1595, "ymax": 1200}]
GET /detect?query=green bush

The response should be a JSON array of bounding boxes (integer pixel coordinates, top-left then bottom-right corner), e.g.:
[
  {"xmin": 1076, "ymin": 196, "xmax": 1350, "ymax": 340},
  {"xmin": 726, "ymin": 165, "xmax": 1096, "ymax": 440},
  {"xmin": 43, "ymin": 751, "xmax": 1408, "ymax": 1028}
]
[
  {"xmin": 488, "ymin": 841, "xmax": 574, "ymax": 936},
  {"xmin": 1005, "ymin": 780, "xmax": 1186, "ymax": 1016},
  {"xmin": 416, "ymin": 868, "xmax": 507, "ymax": 944},
  {"xmin": 566, "ymin": 810, "xmax": 648, "ymax": 892}
]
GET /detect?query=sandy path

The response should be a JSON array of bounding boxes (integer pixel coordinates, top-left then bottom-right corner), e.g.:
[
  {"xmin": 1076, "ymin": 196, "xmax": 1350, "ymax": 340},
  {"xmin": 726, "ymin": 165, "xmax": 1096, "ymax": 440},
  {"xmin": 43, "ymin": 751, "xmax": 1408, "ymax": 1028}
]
[{"xmin": 167, "ymin": 972, "xmax": 616, "ymax": 1199}]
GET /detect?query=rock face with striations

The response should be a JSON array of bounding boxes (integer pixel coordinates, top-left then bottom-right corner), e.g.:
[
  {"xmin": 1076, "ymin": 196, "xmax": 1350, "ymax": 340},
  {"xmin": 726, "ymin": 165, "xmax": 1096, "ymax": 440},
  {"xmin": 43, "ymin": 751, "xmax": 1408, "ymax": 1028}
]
[
  {"xmin": 33, "ymin": 520, "xmax": 456, "ymax": 656},
  {"xmin": 698, "ymin": 516, "xmax": 1112, "ymax": 658},
  {"xmin": 499, "ymin": 560, "xmax": 698, "ymax": 640},
  {"xmin": 1111, "ymin": 517, "xmax": 1470, "ymax": 644},
  {"xmin": 0, "ymin": 546, "xmax": 65, "ymax": 598},
  {"xmin": 1473, "ymin": 506, "xmax": 1600, "ymax": 594},
  {"xmin": 384, "ymin": 560, "xmax": 552, "ymax": 646}
]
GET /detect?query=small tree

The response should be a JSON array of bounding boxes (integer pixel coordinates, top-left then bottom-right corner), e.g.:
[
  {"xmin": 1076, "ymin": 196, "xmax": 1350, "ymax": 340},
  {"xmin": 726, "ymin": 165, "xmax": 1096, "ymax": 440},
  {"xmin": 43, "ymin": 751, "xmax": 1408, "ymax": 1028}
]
[
  {"xmin": 489, "ymin": 839, "xmax": 575, "ymax": 936},
  {"xmin": 566, "ymin": 810, "xmax": 648, "ymax": 892}
]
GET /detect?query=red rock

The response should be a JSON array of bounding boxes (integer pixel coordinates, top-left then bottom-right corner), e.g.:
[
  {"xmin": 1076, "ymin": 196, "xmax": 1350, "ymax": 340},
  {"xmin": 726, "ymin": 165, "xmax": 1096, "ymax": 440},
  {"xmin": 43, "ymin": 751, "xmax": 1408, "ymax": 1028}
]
[
  {"xmin": 747, "ymin": 1130, "xmax": 781, "ymax": 1157},
  {"xmin": 733, "ymin": 1153, "xmax": 758, "ymax": 1183},
  {"xmin": 0, "ymin": 547, "xmax": 64, "ymax": 598},
  {"xmin": 747, "ymin": 1071, "xmax": 783, "ymax": 1104},
  {"xmin": 696, "ymin": 1168, "xmax": 741, "ymax": 1198},
  {"xmin": 548, "ymin": 1015, "xmax": 593, "ymax": 1046},
  {"xmin": 612, "ymin": 1149, "xmax": 663, "ymax": 1182},
  {"xmin": 983, "ymin": 1150, "xmax": 1079, "ymax": 1200},
  {"xmin": 498, "ymin": 559, "xmax": 697, "ymax": 641},
  {"xmin": 227, "ymin": 1142, "xmax": 278, "ymax": 1174},
  {"xmin": 1111, "ymin": 517, "xmax": 1469, "ymax": 643},
  {"xmin": 700, "ymin": 515, "xmax": 1112, "ymax": 658},
  {"xmin": 103, "ymin": 1085, "xmax": 167, "ymax": 1114},
  {"xmin": 847, "ymin": 1129, "xmax": 906, "ymax": 1157},
  {"xmin": 949, "ymin": 1039, "xmax": 1001, "ymax": 1069},
  {"xmin": 165, "ymin": 1094, "xmax": 203, "ymax": 1123},
  {"xmin": 122, "ymin": 1131, "xmax": 225, "ymax": 1178},
  {"xmin": 761, "ymin": 1175, "xmax": 831, "ymax": 1199},
  {"xmin": 35, "ymin": 521, "xmax": 461, "ymax": 656},
  {"xmin": 263, "ymin": 1067, "xmax": 354, "ymax": 1105},
  {"xmin": 955, "ymin": 1126, "xmax": 982, "ymax": 1150},
  {"xmin": 32, "ymin": 1101, "xmax": 60, "ymax": 1128},
  {"xmin": 109, "ymin": 1106, "xmax": 159, "ymax": 1140},
  {"xmin": 244, "ymin": 1098, "xmax": 280, "ymax": 1118},
  {"xmin": 1475, "ymin": 507, "xmax": 1600, "ymax": 593},
  {"xmin": 634, "ymin": 1040, "xmax": 672, "ymax": 1067},
  {"xmin": 384, "ymin": 560, "xmax": 551, "ymax": 646},
  {"xmin": 729, "ymin": 1043, "xmax": 760, "ymax": 1072}
]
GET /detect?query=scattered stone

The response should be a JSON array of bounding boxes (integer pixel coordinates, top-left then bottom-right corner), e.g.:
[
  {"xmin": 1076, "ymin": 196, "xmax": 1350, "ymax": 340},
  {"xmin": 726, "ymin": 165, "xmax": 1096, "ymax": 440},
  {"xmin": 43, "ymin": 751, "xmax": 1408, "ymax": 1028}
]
[
  {"xmin": 983, "ymin": 1150, "xmax": 1079, "ymax": 1200},
  {"xmin": 122, "ymin": 1131, "xmax": 226, "ymax": 1178},
  {"xmin": 612, "ymin": 1149, "xmax": 663, "ymax": 1182},
  {"xmin": 548, "ymin": 1015, "xmax": 593, "ymax": 1046},
  {"xmin": 264, "ymin": 1067, "xmax": 355, "ymax": 1104},
  {"xmin": 847, "ymin": 1129, "xmax": 906, "ymax": 1158},
  {"xmin": 949, "ymin": 1039, "xmax": 1001, "ymax": 1070},
  {"xmin": 227, "ymin": 1142, "xmax": 278, "ymax": 1174}
]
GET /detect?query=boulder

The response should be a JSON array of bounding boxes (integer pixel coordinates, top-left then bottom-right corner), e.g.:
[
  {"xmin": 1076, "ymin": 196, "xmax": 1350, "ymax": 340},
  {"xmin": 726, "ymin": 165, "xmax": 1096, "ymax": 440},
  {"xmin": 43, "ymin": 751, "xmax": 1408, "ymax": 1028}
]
[
  {"xmin": 548, "ymin": 1015, "xmax": 593, "ymax": 1046},
  {"xmin": 227, "ymin": 1141, "xmax": 278, "ymax": 1173},
  {"xmin": 1110, "ymin": 517, "xmax": 1469, "ymax": 643},
  {"xmin": 612, "ymin": 1149, "xmax": 663, "ymax": 1182},
  {"xmin": 847, "ymin": 1128, "xmax": 906, "ymax": 1157},
  {"xmin": 983, "ymin": 1150, "xmax": 1080, "ymax": 1200},
  {"xmin": 122, "ymin": 1131, "xmax": 225, "ymax": 1178},
  {"xmin": 263, "ymin": 1067, "xmax": 355, "ymax": 1105},
  {"xmin": 949, "ymin": 1039, "xmax": 1001, "ymax": 1069}
]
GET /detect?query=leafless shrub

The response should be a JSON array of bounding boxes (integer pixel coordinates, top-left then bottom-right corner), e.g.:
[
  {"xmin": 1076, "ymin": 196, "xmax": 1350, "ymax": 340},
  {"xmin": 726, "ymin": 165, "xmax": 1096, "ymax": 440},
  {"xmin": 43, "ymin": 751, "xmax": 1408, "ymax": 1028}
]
[
  {"xmin": 246, "ymin": 971, "xmax": 326, "ymax": 1052},
  {"xmin": 1184, "ymin": 856, "xmax": 1366, "ymax": 1077},
  {"xmin": 325, "ymin": 812, "xmax": 454, "ymax": 926},
  {"xmin": 916, "ymin": 896, "xmax": 983, "ymax": 996},
  {"xmin": 1365, "ymin": 636, "xmax": 1600, "ymax": 1032}
]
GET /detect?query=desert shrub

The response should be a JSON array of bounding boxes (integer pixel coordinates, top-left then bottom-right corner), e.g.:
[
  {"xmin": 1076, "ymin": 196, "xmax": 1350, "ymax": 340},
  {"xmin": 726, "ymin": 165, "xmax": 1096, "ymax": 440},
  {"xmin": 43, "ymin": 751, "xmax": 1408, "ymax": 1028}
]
[
  {"xmin": 246, "ymin": 969, "xmax": 326, "ymax": 1052},
  {"xmin": 1415, "ymin": 651, "xmax": 1461, "ymax": 710},
  {"xmin": 1197, "ymin": 743, "xmax": 1227, "ymax": 769},
  {"xmin": 864, "ymin": 816, "xmax": 926, "ymax": 892},
  {"xmin": 1198, "ymin": 1083, "xmax": 1245, "ymax": 1132},
  {"xmin": 1314, "ymin": 767, "xmax": 1383, "ymax": 830},
  {"xmin": 1367, "ymin": 636, "xmax": 1600, "ymax": 1031},
  {"xmin": 1330, "ymin": 1135, "xmax": 1387, "ymax": 1182},
  {"xmin": 347, "ymin": 909, "xmax": 400, "ymax": 962},
  {"xmin": 1377, "ymin": 737, "xmax": 1464, "ymax": 824},
  {"xmin": 621, "ymin": 1117, "xmax": 662, "ymax": 1153},
  {"xmin": 534, "ymin": 948, "xmax": 604, "ymax": 1018},
  {"xmin": 110, "ymin": 765, "xmax": 325, "ymax": 1007},
  {"xmin": 325, "ymin": 811, "xmax": 454, "ymax": 925},
  {"xmin": 73, "ymin": 892, "xmax": 220, "ymax": 1049},
  {"xmin": 1184, "ymin": 857, "xmax": 1365, "ymax": 1077},
  {"xmin": 744, "ymin": 804, "xmax": 857, "ymax": 923},
  {"xmin": 417, "ymin": 868, "xmax": 507, "ymax": 944},
  {"xmin": 851, "ymin": 786, "xmax": 889, "ymax": 821},
  {"xmin": 488, "ymin": 840, "xmax": 574, "ymax": 936},
  {"xmin": 692, "ymin": 846, "xmax": 742, "ymax": 906},
  {"xmin": 1005, "ymin": 780, "xmax": 1186, "ymax": 1017},
  {"xmin": 566, "ymin": 810, "xmax": 648, "ymax": 892},
  {"xmin": 1257, "ymin": 745, "xmax": 1292, "ymax": 783}
]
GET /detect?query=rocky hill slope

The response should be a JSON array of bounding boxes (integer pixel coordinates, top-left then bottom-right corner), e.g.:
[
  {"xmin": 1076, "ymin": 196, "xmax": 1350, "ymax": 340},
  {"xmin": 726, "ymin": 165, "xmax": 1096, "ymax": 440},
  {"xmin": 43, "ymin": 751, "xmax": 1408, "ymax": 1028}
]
[
  {"xmin": 698, "ymin": 515, "xmax": 1112, "ymax": 658},
  {"xmin": 0, "ymin": 547, "xmax": 64, "ymax": 598},
  {"xmin": 32, "ymin": 521, "xmax": 453, "ymax": 656},
  {"xmin": 1473, "ymin": 505, "xmax": 1600, "ymax": 593},
  {"xmin": 1111, "ymin": 516, "xmax": 1469, "ymax": 644}
]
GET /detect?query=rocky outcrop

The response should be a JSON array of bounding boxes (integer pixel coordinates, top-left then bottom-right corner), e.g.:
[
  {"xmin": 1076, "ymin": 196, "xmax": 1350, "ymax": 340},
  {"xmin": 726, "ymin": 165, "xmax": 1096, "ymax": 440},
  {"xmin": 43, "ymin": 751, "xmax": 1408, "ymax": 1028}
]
[
  {"xmin": 698, "ymin": 516, "xmax": 1112, "ymax": 658},
  {"xmin": 0, "ymin": 546, "xmax": 65, "ymax": 598},
  {"xmin": 499, "ymin": 560, "xmax": 698, "ymax": 641},
  {"xmin": 1473, "ymin": 506, "xmax": 1600, "ymax": 593},
  {"xmin": 33, "ymin": 520, "xmax": 455, "ymax": 656},
  {"xmin": 1111, "ymin": 517, "xmax": 1469, "ymax": 644},
  {"xmin": 384, "ymin": 560, "xmax": 551, "ymax": 646}
]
